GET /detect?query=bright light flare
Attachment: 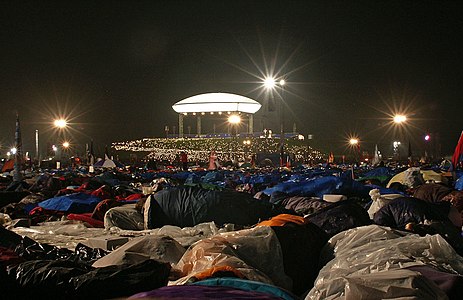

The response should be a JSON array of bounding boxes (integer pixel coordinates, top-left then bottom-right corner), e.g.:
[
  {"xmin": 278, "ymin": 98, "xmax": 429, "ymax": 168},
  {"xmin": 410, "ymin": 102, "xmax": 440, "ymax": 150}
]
[
  {"xmin": 393, "ymin": 114, "xmax": 407, "ymax": 124},
  {"xmin": 263, "ymin": 77, "xmax": 276, "ymax": 89},
  {"xmin": 62, "ymin": 141, "xmax": 70, "ymax": 148},
  {"xmin": 228, "ymin": 115, "xmax": 241, "ymax": 124},
  {"xmin": 279, "ymin": 79, "xmax": 286, "ymax": 86},
  {"xmin": 10, "ymin": 148, "xmax": 17, "ymax": 155},
  {"xmin": 349, "ymin": 138, "xmax": 359, "ymax": 145},
  {"xmin": 424, "ymin": 134, "xmax": 430, "ymax": 141},
  {"xmin": 54, "ymin": 119, "xmax": 68, "ymax": 128}
]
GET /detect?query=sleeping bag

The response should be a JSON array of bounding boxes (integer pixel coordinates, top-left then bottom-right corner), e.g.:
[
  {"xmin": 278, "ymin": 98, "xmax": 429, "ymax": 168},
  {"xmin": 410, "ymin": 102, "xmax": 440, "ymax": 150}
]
[{"xmin": 145, "ymin": 186, "xmax": 290, "ymax": 229}]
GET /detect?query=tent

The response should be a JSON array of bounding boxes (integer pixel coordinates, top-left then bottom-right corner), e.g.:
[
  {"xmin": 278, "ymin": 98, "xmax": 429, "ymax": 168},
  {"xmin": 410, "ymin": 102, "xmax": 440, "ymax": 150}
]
[
  {"xmin": 387, "ymin": 169, "xmax": 449, "ymax": 188},
  {"xmin": 93, "ymin": 155, "xmax": 124, "ymax": 168},
  {"xmin": 1, "ymin": 159, "xmax": 15, "ymax": 172}
]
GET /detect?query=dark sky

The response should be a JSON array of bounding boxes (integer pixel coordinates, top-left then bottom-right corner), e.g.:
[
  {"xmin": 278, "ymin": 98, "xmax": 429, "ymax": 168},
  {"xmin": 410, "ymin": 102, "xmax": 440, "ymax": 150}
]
[{"xmin": 1, "ymin": 0, "xmax": 462, "ymax": 157}]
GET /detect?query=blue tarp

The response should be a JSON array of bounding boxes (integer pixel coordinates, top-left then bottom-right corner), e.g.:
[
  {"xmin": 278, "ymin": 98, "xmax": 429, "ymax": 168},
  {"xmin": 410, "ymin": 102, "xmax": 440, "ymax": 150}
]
[
  {"xmin": 361, "ymin": 167, "xmax": 395, "ymax": 178},
  {"xmin": 38, "ymin": 192, "xmax": 101, "ymax": 213},
  {"xmin": 262, "ymin": 176, "xmax": 373, "ymax": 199},
  {"xmin": 455, "ymin": 173, "xmax": 463, "ymax": 191}
]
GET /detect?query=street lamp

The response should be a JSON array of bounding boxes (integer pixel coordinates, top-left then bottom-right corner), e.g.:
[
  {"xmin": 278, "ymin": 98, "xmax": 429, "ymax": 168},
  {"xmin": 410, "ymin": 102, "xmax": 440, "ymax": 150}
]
[
  {"xmin": 54, "ymin": 119, "xmax": 67, "ymax": 129},
  {"xmin": 349, "ymin": 138, "xmax": 361, "ymax": 163},
  {"xmin": 62, "ymin": 141, "xmax": 70, "ymax": 166},
  {"xmin": 228, "ymin": 114, "xmax": 241, "ymax": 124},
  {"xmin": 393, "ymin": 114, "xmax": 407, "ymax": 124},
  {"xmin": 263, "ymin": 76, "xmax": 286, "ymax": 166},
  {"xmin": 264, "ymin": 77, "xmax": 276, "ymax": 89},
  {"xmin": 243, "ymin": 139, "xmax": 251, "ymax": 160},
  {"xmin": 228, "ymin": 114, "xmax": 241, "ymax": 137},
  {"xmin": 392, "ymin": 114, "xmax": 407, "ymax": 161}
]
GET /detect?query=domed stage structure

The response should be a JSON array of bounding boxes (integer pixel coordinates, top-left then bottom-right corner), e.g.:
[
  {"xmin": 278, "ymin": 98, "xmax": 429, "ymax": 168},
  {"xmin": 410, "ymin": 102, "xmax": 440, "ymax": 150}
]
[{"xmin": 172, "ymin": 93, "xmax": 261, "ymax": 138}]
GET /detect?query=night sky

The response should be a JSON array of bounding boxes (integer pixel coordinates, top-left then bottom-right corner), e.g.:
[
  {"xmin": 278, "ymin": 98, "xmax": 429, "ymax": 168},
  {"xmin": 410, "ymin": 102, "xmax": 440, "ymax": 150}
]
[{"xmin": 1, "ymin": 0, "xmax": 462, "ymax": 158}]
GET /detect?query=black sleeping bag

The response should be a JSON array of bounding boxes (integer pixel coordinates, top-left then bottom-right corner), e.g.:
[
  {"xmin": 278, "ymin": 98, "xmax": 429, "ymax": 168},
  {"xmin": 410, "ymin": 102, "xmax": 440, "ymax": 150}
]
[
  {"xmin": 305, "ymin": 199, "xmax": 372, "ymax": 237},
  {"xmin": 373, "ymin": 196, "xmax": 463, "ymax": 255},
  {"xmin": 146, "ymin": 186, "xmax": 291, "ymax": 228},
  {"xmin": 373, "ymin": 197, "xmax": 452, "ymax": 229},
  {"xmin": 272, "ymin": 223, "xmax": 328, "ymax": 296}
]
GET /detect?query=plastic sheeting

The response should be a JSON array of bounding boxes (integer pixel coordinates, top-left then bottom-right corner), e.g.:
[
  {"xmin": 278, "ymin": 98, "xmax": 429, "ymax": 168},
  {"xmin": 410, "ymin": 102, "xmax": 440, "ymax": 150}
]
[
  {"xmin": 367, "ymin": 189, "xmax": 402, "ymax": 219},
  {"xmin": 6, "ymin": 259, "xmax": 170, "ymax": 299},
  {"xmin": 307, "ymin": 225, "xmax": 463, "ymax": 299},
  {"xmin": 92, "ymin": 234, "xmax": 185, "ymax": 267},
  {"xmin": 171, "ymin": 226, "xmax": 292, "ymax": 291},
  {"xmin": 11, "ymin": 220, "xmax": 108, "ymax": 250},
  {"xmin": 11, "ymin": 221, "xmax": 224, "ymax": 251},
  {"xmin": 104, "ymin": 204, "xmax": 144, "ymax": 230}
]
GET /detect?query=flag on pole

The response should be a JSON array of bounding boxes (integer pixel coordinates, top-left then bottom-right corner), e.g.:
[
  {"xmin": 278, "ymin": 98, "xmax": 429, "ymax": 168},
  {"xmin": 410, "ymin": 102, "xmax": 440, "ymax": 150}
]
[{"xmin": 451, "ymin": 131, "xmax": 463, "ymax": 171}]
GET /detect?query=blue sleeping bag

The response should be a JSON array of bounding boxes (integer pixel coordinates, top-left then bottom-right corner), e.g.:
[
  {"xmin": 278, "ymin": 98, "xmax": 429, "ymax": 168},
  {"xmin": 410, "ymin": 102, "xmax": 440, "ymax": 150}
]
[
  {"xmin": 38, "ymin": 192, "xmax": 101, "ymax": 213},
  {"xmin": 262, "ymin": 176, "xmax": 372, "ymax": 198}
]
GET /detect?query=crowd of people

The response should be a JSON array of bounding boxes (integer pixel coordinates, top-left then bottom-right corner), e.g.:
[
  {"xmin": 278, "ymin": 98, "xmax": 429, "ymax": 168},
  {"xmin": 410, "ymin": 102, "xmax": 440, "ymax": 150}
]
[
  {"xmin": 113, "ymin": 137, "xmax": 325, "ymax": 166},
  {"xmin": 1, "ymin": 153, "xmax": 463, "ymax": 299}
]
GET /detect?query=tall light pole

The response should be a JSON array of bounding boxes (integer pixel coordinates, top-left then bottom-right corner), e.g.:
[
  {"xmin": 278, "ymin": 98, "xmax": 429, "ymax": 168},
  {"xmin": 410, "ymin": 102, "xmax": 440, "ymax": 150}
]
[
  {"xmin": 228, "ymin": 114, "xmax": 241, "ymax": 137},
  {"xmin": 228, "ymin": 114, "xmax": 241, "ymax": 160},
  {"xmin": 393, "ymin": 114, "xmax": 407, "ymax": 161},
  {"xmin": 264, "ymin": 76, "xmax": 286, "ymax": 166},
  {"xmin": 53, "ymin": 118, "xmax": 68, "ymax": 163},
  {"xmin": 349, "ymin": 138, "xmax": 360, "ymax": 163}
]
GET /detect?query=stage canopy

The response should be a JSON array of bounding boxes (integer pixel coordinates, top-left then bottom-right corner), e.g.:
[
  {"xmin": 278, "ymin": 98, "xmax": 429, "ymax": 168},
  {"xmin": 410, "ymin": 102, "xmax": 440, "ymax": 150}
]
[{"xmin": 172, "ymin": 93, "xmax": 261, "ymax": 114}]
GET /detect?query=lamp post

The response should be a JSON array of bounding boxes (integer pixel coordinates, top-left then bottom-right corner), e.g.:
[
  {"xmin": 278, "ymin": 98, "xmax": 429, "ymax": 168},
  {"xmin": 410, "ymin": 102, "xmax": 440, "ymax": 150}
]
[
  {"xmin": 62, "ymin": 141, "xmax": 70, "ymax": 167},
  {"xmin": 264, "ymin": 77, "xmax": 286, "ymax": 166},
  {"xmin": 228, "ymin": 114, "xmax": 241, "ymax": 161},
  {"xmin": 53, "ymin": 118, "xmax": 68, "ymax": 161},
  {"xmin": 424, "ymin": 133, "xmax": 431, "ymax": 161},
  {"xmin": 392, "ymin": 114, "xmax": 407, "ymax": 162},
  {"xmin": 243, "ymin": 139, "xmax": 251, "ymax": 161},
  {"xmin": 349, "ymin": 138, "xmax": 360, "ymax": 163},
  {"xmin": 228, "ymin": 114, "xmax": 241, "ymax": 137}
]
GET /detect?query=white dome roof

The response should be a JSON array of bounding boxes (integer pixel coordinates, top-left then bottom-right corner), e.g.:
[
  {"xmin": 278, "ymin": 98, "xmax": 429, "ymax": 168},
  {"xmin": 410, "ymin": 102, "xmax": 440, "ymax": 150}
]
[{"xmin": 172, "ymin": 93, "xmax": 261, "ymax": 114}]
